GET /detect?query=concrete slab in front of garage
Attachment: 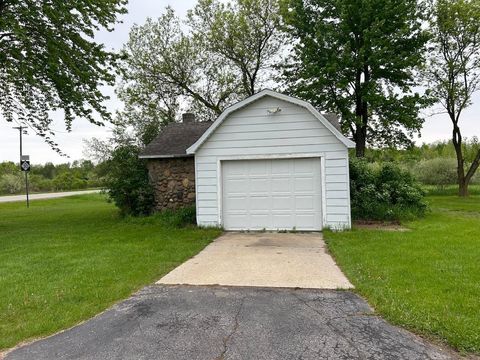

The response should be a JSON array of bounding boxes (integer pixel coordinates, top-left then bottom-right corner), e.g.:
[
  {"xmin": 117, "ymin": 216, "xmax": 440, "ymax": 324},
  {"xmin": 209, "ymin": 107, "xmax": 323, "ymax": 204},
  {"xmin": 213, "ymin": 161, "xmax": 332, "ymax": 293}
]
[{"xmin": 157, "ymin": 232, "xmax": 353, "ymax": 289}]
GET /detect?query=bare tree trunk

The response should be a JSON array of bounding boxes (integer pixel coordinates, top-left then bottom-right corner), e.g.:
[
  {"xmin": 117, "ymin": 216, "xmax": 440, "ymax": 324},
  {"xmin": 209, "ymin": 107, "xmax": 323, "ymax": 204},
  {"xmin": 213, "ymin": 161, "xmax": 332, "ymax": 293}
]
[
  {"xmin": 355, "ymin": 126, "xmax": 367, "ymax": 158},
  {"xmin": 452, "ymin": 124, "xmax": 468, "ymax": 197}
]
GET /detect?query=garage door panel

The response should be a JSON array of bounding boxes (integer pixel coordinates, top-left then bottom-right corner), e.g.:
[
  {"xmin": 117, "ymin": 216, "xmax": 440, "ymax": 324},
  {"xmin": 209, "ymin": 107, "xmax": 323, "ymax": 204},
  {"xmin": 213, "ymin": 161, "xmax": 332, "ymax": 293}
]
[
  {"xmin": 226, "ymin": 197, "xmax": 248, "ymax": 211},
  {"xmin": 272, "ymin": 196, "xmax": 292, "ymax": 210},
  {"xmin": 294, "ymin": 158, "xmax": 316, "ymax": 173},
  {"xmin": 294, "ymin": 177, "xmax": 315, "ymax": 192},
  {"xmin": 271, "ymin": 159, "xmax": 292, "ymax": 174},
  {"xmin": 250, "ymin": 196, "xmax": 271, "ymax": 210},
  {"xmin": 224, "ymin": 178, "xmax": 248, "ymax": 193},
  {"xmin": 222, "ymin": 158, "xmax": 322, "ymax": 230},
  {"xmin": 227, "ymin": 214, "xmax": 249, "ymax": 229},
  {"xmin": 250, "ymin": 178, "xmax": 270, "ymax": 192},
  {"xmin": 250, "ymin": 214, "xmax": 271, "ymax": 228},
  {"xmin": 271, "ymin": 177, "xmax": 291, "ymax": 192},
  {"xmin": 295, "ymin": 214, "xmax": 317, "ymax": 229},
  {"xmin": 272, "ymin": 214, "xmax": 294, "ymax": 229},
  {"xmin": 248, "ymin": 161, "xmax": 268, "ymax": 175},
  {"xmin": 295, "ymin": 195, "xmax": 315, "ymax": 210},
  {"xmin": 227, "ymin": 161, "xmax": 247, "ymax": 175}
]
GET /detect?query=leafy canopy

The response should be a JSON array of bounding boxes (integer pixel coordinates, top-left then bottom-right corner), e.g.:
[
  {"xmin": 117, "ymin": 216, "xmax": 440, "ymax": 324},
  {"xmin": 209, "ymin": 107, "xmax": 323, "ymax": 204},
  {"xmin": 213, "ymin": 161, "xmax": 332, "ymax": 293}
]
[
  {"xmin": 280, "ymin": 0, "xmax": 431, "ymax": 156},
  {"xmin": 114, "ymin": 0, "xmax": 281, "ymax": 147},
  {"xmin": 0, "ymin": 0, "xmax": 127, "ymax": 151}
]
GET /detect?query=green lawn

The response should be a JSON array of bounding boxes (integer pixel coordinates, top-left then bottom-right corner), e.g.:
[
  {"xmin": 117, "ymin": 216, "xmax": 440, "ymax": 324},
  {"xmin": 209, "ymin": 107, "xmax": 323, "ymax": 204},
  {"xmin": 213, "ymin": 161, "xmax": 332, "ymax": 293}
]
[
  {"xmin": 325, "ymin": 195, "xmax": 480, "ymax": 354},
  {"xmin": 0, "ymin": 194, "xmax": 222, "ymax": 350}
]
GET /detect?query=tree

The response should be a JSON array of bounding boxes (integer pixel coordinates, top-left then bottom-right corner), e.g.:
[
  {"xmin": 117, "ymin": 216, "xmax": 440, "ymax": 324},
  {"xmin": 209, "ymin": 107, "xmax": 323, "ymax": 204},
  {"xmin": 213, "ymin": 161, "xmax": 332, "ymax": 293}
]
[
  {"xmin": 188, "ymin": 0, "xmax": 281, "ymax": 96},
  {"xmin": 116, "ymin": 1, "xmax": 281, "ymax": 141},
  {"xmin": 426, "ymin": 0, "xmax": 480, "ymax": 196},
  {"xmin": 280, "ymin": 0, "xmax": 430, "ymax": 157},
  {"xmin": 0, "ymin": 0, "xmax": 127, "ymax": 151}
]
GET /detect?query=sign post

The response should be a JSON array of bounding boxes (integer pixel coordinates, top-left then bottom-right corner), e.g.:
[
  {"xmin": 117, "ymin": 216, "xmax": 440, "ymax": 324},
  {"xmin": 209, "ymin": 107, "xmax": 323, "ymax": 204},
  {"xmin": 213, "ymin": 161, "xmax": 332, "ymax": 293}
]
[{"xmin": 20, "ymin": 155, "xmax": 30, "ymax": 208}]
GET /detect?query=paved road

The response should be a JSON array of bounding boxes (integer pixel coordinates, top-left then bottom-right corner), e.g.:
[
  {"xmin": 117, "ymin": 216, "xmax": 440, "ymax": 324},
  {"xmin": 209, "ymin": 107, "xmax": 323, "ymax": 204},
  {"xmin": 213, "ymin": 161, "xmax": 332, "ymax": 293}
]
[
  {"xmin": 6, "ymin": 285, "xmax": 453, "ymax": 360},
  {"xmin": 0, "ymin": 190, "xmax": 101, "ymax": 203}
]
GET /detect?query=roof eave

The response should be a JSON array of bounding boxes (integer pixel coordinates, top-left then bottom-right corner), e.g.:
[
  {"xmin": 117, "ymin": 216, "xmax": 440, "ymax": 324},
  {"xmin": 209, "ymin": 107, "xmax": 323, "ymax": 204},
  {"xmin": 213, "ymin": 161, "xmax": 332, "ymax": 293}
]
[{"xmin": 138, "ymin": 154, "xmax": 194, "ymax": 159}]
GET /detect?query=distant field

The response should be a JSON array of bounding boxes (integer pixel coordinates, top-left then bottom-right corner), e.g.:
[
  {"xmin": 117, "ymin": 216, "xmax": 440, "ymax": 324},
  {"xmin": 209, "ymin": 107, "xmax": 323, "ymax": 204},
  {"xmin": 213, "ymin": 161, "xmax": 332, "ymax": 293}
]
[
  {"xmin": 0, "ymin": 194, "xmax": 222, "ymax": 350},
  {"xmin": 326, "ymin": 195, "xmax": 480, "ymax": 354}
]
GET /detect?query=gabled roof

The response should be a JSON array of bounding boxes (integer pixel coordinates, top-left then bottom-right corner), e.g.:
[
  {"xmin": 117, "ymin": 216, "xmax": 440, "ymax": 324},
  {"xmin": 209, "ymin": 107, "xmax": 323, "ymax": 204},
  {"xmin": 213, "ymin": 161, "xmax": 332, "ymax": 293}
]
[
  {"xmin": 187, "ymin": 89, "xmax": 356, "ymax": 154},
  {"xmin": 139, "ymin": 121, "xmax": 213, "ymax": 159}
]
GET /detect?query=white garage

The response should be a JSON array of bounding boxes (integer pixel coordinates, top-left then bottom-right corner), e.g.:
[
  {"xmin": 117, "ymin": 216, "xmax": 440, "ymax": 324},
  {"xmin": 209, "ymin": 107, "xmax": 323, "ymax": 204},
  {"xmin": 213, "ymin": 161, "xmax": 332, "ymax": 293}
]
[{"xmin": 187, "ymin": 90, "xmax": 355, "ymax": 230}]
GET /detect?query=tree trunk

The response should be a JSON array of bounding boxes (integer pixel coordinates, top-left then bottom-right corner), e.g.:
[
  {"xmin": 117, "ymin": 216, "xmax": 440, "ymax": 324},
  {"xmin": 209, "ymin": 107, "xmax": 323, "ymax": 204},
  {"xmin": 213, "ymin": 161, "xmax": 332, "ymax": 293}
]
[
  {"xmin": 353, "ymin": 66, "xmax": 368, "ymax": 158},
  {"xmin": 459, "ymin": 178, "xmax": 469, "ymax": 197},
  {"xmin": 355, "ymin": 125, "xmax": 367, "ymax": 158},
  {"xmin": 452, "ymin": 124, "xmax": 468, "ymax": 197}
]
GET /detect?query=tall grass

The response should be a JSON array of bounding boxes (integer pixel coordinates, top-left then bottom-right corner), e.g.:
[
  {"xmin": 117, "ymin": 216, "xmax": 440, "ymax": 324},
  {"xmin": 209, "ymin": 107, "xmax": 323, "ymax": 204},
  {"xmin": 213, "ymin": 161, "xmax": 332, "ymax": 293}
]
[{"xmin": 423, "ymin": 184, "xmax": 480, "ymax": 196}]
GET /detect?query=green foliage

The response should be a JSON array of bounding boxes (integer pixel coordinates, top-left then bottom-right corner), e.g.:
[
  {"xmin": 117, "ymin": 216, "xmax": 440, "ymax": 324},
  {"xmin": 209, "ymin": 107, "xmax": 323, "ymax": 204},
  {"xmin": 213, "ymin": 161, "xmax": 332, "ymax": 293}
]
[
  {"xmin": 0, "ymin": 0, "xmax": 127, "ymax": 152},
  {"xmin": 157, "ymin": 206, "xmax": 197, "ymax": 228},
  {"xmin": 113, "ymin": 0, "xmax": 281, "ymax": 147},
  {"xmin": 426, "ymin": 0, "xmax": 480, "ymax": 195},
  {"xmin": 103, "ymin": 145, "xmax": 155, "ymax": 216},
  {"xmin": 0, "ymin": 160, "xmax": 104, "ymax": 195},
  {"xmin": 350, "ymin": 159, "xmax": 427, "ymax": 221},
  {"xmin": 0, "ymin": 173, "xmax": 22, "ymax": 194},
  {"xmin": 414, "ymin": 157, "xmax": 458, "ymax": 187},
  {"xmin": 280, "ymin": 0, "xmax": 431, "ymax": 156},
  {"xmin": 52, "ymin": 172, "xmax": 88, "ymax": 191}
]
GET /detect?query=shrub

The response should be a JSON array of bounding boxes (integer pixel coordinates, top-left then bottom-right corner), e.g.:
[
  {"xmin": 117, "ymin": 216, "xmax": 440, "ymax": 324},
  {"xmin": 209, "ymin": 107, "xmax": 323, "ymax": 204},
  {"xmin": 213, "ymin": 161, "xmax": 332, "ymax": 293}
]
[
  {"xmin": 0, "ymin": 174, "xmax": 23, "ymax": 194},
  {"xmin": 414, "ymin": 157, "xmax": 458, "ymax": 187},
  {"xmin": 158, "ymin": 206, "xmax": 197, "ymax": 227},
  {"xmin": 103, "ymin": 145, "xmax": 155, "ymax": 216},
  {"xmin": 350, "ymin": 159, "xmax": 427, "ymax": 221}
]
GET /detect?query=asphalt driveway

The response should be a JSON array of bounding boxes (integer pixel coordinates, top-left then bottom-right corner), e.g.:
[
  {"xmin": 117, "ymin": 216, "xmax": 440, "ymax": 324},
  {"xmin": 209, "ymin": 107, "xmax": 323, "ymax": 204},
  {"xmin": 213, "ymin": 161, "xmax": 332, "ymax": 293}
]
[
  {"xmin": 158, "ymin": 232, "xmax": 353, "ymax": 289},
  {"xmin": 6, "ymin": 285, "xmax": 453, "ymax": 360}
]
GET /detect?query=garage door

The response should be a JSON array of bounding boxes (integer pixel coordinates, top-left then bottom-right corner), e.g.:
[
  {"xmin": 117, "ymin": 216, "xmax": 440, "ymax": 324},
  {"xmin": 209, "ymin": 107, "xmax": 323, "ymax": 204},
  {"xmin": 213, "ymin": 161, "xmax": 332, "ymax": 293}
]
[{"xmin": 222, "ymin": 158, "xmax": 322, "ymax": 231}]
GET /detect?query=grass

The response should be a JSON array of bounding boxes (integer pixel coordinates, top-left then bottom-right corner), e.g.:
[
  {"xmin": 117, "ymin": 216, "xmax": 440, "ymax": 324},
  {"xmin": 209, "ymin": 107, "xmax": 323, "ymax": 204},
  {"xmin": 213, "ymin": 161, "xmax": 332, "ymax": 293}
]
[
  {"xmin": 422, "ymin": 183, "xmax": 480, "ymax": 196},
  {"xmin": 0, "ymin": 194, "xmax": 222, "ymax": 350},
  {"xmin": 325, "ymin": 195, "xmax": 480, "ymax": 354}
]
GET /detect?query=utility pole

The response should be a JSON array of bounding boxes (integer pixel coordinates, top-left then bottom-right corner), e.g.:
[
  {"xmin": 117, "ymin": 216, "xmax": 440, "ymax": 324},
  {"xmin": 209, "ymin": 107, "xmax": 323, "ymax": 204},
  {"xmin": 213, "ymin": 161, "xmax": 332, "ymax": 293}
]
[{"xmin": 13, "ymin": 126, "xmax": 30, "ymax": 208}]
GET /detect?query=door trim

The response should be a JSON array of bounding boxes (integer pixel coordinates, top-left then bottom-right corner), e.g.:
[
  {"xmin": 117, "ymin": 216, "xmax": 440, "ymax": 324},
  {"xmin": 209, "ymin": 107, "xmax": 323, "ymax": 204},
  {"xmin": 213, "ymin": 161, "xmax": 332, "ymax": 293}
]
[{"xmin": 217, "ymin": 153, "xmax": 326, "ymax": 230}]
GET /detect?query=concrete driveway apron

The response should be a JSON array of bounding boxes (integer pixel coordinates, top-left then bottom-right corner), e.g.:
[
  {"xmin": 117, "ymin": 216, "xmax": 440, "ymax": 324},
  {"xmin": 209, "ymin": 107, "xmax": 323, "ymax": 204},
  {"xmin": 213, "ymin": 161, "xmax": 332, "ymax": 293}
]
[{"xmin": 158, "ymin": 232, "xmax": 353, "ymax": 289}]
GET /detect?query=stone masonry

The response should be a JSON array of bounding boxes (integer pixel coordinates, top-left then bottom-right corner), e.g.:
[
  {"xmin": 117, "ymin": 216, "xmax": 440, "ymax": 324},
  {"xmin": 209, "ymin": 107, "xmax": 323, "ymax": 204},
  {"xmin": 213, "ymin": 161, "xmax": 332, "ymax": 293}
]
[{"xmin": 146, "ymin": 157, "xmax": 196, "ymax": 211}]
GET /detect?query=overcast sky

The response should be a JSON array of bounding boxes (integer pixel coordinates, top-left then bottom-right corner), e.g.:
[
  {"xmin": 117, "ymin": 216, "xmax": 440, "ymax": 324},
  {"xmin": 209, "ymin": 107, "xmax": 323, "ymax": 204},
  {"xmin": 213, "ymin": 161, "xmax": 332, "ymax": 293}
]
[{"xmin": 1, "ymin": 0, "xmax": 479, "ymax": 165}]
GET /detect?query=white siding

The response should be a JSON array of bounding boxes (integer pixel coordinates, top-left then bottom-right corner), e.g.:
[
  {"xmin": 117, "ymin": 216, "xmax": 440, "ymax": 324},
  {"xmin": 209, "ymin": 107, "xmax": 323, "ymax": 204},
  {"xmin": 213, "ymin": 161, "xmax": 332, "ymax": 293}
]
[{"xmin": 195, "ymin": 96, "xmax": 351, "ymax": 229}]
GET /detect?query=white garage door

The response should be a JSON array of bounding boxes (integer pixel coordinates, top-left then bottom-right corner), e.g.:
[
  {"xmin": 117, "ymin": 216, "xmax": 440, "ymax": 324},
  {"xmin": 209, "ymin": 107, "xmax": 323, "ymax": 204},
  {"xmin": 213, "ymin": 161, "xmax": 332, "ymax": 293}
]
[{"xmin": 222, "ymin": 158, "xmax": 322, "ymax": 231}]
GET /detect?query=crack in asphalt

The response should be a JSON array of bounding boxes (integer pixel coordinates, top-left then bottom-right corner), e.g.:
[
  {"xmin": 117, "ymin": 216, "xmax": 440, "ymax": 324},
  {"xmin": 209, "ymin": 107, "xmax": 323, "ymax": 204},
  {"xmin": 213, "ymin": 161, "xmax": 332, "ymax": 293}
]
[
  {"xmin": 215, "ymin": 296, "xmax": 246, "ymax": 360},
  {"xmin": 291, "ymin": 291, "xmax": 365, "ymax": 359}
]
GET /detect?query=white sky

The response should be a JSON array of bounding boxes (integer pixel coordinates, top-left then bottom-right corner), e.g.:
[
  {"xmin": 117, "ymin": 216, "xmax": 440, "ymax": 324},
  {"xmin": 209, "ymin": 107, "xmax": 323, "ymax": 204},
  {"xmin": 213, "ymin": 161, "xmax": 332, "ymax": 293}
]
[{"xmin": 0, "ymin": 0, "xmax": 479, "ymax": 164}]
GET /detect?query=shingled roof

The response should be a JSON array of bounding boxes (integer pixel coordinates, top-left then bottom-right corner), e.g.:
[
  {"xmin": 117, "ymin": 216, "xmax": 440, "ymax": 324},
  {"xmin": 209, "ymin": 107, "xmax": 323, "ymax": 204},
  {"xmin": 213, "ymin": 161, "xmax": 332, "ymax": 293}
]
[{"xmin": 139, "ymin": 121, "xmax": 213, "ymax": 159}]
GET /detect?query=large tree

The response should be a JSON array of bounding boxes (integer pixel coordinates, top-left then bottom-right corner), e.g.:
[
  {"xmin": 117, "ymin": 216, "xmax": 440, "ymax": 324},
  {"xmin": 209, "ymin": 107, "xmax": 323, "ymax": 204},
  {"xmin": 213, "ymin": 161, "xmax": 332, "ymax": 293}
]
[
  {"xmin": 116, "ymin": 1, "xmax": 281, "ymax": 143},
  {"xmin": 280, "ymin": 0, "xmax": 430, "ymax": 157},
  {"xmin": 0, "ymin": 0, "xmax": 126, "ymax": 150},
  {"xmin": 426, "ymin": 0, "xmax": 480, "ymax": 197}
]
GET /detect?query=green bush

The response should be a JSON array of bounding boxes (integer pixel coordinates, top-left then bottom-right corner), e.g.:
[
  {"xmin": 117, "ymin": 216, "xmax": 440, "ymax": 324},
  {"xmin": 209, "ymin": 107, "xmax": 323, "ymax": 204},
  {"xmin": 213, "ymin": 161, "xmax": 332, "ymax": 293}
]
[
  {"xmin": 157, "ymin": 206, "xmax": 197, "ymax": 227},
  {"xmin": 350, "ymin": 159, "xmax": 427, "ymax": 221},
  {"xmin": 414, "ymin": 157, "xmax": 458, "ymax": 187},
  {"xmin": 103, "ymin": 145, "xmax": 155, "ymax": 216},
  {"xmin": 0, "ymin": 174, "xmax": 23, "ymax": 194}
]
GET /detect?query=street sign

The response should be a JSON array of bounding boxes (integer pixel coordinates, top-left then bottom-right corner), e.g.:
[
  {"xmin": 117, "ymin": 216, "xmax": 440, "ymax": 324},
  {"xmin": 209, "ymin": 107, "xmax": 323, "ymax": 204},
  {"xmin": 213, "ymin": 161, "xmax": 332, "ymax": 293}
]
[{"xmin": 20, "ymin": 155, "xmax": 30, "ymax": 172}]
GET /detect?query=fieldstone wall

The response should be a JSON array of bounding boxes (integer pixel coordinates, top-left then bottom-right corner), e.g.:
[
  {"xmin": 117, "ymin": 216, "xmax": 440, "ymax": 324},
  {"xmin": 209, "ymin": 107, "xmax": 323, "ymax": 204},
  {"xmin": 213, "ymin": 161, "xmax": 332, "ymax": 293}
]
[{"xmin": 146, "ymin": 157, "xmax": 196, "ymax": 211}]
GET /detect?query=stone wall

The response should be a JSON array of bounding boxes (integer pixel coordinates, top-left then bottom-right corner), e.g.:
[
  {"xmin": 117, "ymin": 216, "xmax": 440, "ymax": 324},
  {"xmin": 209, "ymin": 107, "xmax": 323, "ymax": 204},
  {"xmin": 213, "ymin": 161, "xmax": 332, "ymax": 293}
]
[{"xmin": 146, "ymin": 157, "xmax": 196, "ymax": 211}]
